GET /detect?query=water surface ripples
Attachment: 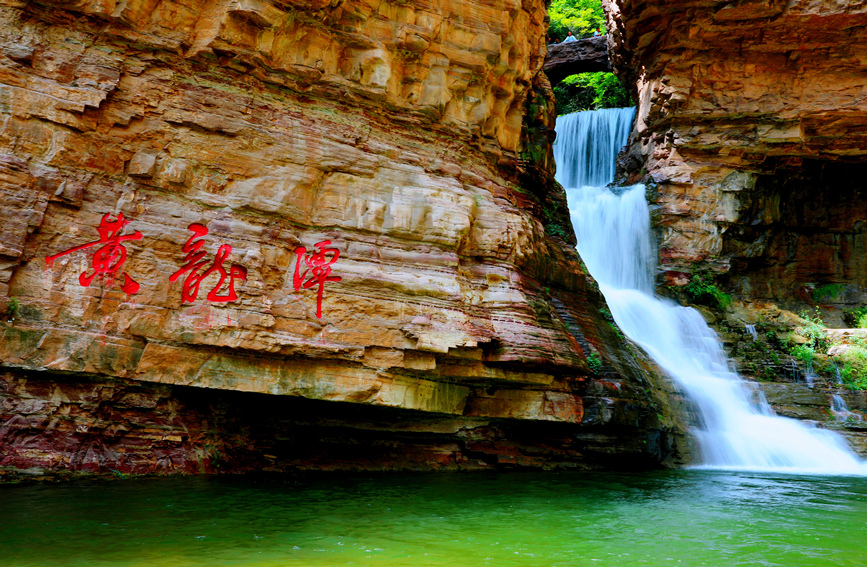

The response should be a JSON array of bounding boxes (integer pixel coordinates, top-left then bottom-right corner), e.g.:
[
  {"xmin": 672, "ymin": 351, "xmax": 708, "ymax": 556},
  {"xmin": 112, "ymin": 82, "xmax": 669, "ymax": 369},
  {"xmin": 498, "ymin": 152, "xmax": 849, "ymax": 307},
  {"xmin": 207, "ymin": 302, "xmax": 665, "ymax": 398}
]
[{"xmin": 2, "ymin": 470, "xmax": 866, "ymax": 566}]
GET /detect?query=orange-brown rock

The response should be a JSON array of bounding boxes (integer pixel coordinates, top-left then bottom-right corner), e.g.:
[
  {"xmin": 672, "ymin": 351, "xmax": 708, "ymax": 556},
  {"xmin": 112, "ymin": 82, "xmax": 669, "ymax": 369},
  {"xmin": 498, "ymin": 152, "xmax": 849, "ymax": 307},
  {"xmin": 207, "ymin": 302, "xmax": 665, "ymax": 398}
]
[
  {"xmin": 605, "ymin": 0, "xmax": 867, "ymax": 303},
  {"xmin": 0, "ymin": 0, "xmax": 683, "ymax": 477}
]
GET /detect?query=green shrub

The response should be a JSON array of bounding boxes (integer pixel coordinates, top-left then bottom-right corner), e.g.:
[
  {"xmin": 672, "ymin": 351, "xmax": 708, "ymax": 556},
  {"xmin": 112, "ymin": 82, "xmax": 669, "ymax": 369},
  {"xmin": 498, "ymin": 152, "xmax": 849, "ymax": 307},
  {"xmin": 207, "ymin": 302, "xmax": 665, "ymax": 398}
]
[
  {"xmin": 586, "ymin": 352, "xmax": 603, "ymax": 374},
  {"xmin": 4, "ymin": 297, "xmax": 18, "ymax": 322},
  {"xmin": 790, "ymin": 344, "xmax": 815, "ymax": 365},
  {"xmin": 842, "ymin": 306, "xmax": 867, "ymax": 328},
  {"xmin": 795, "ymin": 310, "xmax": 828, "ymax": 350},
  {"xmin": 553, "ymin": 72, "xmax": 632, "ymax": 115},
  {"xmin": 812, "ymin": 283, "xmax": 846, "ymax": 303},
  {"xmin": 683, "ymin": 273, "xmax": 732, "ymax": 311},
  {"xmin": 838, "ymin": 345, "xmax": 867, "ymax": 390}
]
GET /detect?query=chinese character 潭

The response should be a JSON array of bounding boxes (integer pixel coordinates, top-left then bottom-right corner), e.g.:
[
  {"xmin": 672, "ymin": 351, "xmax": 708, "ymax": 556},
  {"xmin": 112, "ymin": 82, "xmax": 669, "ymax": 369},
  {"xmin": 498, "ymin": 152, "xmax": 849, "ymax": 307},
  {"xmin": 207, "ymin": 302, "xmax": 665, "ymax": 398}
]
[
  {"xmin": 170, "ymin": 223, "xmax": 247, "ymax": 303},
  {"xmin": 293, "ymin": 240, "xmax": 342, "ymax": 318},
  {"xmin": 45, "ymin": 212, "xmax": 142, "ymax": 294}
]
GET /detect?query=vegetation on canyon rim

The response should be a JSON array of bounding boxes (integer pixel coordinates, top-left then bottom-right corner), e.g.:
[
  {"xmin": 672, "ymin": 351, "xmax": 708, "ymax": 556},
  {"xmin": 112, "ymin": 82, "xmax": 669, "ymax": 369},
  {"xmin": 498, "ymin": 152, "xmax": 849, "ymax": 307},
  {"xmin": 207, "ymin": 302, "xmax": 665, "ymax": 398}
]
[
  {"xmin": 549, "ymin": 0, "xmax": 632, "ymax": 114},
  {"xmin": 548, "ymin": 0, "xmax": 605, "ymax": 41}
]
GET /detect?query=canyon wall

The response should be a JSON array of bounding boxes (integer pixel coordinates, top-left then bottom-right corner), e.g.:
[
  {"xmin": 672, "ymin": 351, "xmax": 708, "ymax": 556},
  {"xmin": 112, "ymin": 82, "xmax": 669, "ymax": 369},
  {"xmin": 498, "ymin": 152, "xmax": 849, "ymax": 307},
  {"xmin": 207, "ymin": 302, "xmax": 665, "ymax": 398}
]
[
  {"xmin": 605, "ymin": 0, "xmax": 867, "ymax": 307},
  {"xmin": 604, "ymin": 0, "xmax": 867, "ymax": 440},
  {"xmin": 0, "ymin": 0, "xmax": 683, "ymax": 479}
]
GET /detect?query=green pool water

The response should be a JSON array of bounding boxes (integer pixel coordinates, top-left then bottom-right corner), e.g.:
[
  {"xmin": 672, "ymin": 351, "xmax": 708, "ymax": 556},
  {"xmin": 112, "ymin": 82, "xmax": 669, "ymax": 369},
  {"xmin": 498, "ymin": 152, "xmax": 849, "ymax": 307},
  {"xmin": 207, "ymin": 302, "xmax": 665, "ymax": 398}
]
[{"xmin": 1, "ymin": 470, "xmax": 866, "ymax": 566}]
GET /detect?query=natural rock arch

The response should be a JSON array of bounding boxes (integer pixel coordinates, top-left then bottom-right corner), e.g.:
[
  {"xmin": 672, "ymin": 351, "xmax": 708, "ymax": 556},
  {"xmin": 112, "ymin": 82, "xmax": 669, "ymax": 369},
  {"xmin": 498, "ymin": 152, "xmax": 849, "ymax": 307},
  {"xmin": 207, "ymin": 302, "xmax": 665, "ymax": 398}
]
[{"xmin": 543, "ymin": 36, "xmax": 611, "ymax": 86}]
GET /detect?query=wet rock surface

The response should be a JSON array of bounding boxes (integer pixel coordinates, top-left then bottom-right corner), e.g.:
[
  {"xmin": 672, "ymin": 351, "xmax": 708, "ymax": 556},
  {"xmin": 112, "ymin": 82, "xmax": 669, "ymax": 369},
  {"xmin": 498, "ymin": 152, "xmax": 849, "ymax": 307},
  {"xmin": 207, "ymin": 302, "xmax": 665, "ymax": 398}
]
[{"xmin": 702, "ymin": 300, "xmax": 867, "ymax": 456}]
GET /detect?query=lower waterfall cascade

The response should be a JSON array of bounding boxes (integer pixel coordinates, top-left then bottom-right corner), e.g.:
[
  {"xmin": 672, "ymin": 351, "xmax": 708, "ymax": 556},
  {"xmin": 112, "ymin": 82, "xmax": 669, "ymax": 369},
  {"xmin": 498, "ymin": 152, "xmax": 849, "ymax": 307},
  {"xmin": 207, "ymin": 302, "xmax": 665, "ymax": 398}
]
[{"xmin": 556, "ymin": 108, "xmax": 867, "ymax": 475}]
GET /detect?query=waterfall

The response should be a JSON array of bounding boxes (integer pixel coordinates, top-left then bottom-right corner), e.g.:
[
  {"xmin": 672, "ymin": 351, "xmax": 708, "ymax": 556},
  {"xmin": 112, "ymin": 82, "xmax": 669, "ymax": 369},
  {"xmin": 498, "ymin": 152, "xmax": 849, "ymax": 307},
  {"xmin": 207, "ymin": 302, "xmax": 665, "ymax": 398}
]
[
  {"xmin": 831, "ymin": 395, "xmax": 863, "ymax": 422},
  {"xmin": 556, "ymin": 108, "xmax": 867, "ymax": 475},
  {"xmin": 553, "ymin": 107, "xmax": 635, "ymax": 188},
  {"xmin": 803, "ymin": 362, "xmax": 817, "ymax": 388},
  {"xmin": 834, "ymin": 362, "xmax": 845, "ymax": 385}
]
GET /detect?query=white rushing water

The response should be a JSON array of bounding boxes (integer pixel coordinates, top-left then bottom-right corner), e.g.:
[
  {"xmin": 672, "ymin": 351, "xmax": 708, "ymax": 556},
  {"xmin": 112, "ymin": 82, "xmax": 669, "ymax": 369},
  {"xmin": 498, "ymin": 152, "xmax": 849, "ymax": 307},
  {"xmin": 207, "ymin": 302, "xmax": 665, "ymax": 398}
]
[
  {"xmin": 553, "ymin": 107, "xmax": 635, "ymax": 189},
  {"xmin": 831, "ymin": 394, "xmax": 863, "ymax": 423},
  {"xmin": 556, "ymin": 108, "xmax": 867, "ymax": 475}
]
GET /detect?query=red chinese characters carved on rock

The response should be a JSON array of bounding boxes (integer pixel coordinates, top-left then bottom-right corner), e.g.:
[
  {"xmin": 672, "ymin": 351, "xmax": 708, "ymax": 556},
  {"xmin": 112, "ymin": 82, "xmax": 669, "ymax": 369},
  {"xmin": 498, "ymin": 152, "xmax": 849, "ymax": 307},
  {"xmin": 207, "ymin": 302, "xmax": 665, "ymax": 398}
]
[
  {"xmin": 45, "ymin": 213, "xmax": 142, "ymax": 294},
  {"xmin": 170, "ymin": 223, "xmax": 248, "ymax": 303},
  {"xmin": 293, "ymin": 240, "xmax": 342, "ymax": 319}
]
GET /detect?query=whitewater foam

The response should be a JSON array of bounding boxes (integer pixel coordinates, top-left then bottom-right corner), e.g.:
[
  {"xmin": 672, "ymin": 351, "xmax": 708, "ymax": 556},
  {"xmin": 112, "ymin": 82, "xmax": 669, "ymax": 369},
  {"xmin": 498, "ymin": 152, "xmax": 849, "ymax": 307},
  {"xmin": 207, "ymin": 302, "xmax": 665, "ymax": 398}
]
[{"xmin": 556, "ymin": 109, "xmax": 867, "ymax": 475}]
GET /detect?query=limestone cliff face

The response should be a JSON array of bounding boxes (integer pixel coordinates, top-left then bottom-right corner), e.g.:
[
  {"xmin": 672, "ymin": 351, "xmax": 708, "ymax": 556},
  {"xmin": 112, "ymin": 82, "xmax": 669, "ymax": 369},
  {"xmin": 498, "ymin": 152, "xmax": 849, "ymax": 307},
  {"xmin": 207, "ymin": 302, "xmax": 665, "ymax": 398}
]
[
  {"xmin": 605, "ymin": 0, "xmax": 867, "ymax": 303},
  {"xmin": 0, "ymin": 0, "xmax": 681, "ymax": 477}
]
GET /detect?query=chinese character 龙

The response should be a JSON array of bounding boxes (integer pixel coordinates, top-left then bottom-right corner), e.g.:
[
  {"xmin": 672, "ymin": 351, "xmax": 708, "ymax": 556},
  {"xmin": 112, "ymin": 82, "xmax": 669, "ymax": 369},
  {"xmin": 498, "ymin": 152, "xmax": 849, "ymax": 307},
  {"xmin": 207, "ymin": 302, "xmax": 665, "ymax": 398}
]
[{"xmin": 170, "ymin": 223, "xmax": 247, "ymax": 303}]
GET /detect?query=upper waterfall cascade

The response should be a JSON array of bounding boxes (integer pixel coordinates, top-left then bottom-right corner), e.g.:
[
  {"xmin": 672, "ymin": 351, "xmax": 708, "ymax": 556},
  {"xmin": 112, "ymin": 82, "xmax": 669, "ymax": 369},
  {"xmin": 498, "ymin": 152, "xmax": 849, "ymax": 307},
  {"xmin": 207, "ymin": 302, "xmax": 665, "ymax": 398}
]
[
  {"xmin": 553, "ymin": 107, "xmax": 635, "ymax": 189},
  {"xmin": 555, "ymin": 108, "xmax": 867, "ymax": 475}
]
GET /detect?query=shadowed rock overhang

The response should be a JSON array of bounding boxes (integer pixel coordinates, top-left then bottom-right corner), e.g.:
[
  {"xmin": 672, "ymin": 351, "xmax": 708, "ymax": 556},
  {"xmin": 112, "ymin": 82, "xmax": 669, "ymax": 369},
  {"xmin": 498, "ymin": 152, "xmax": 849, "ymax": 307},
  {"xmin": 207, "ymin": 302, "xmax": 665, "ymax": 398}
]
[{"xmin": 543, "ymin": 36, "xmax": 611, "ymax": 86}]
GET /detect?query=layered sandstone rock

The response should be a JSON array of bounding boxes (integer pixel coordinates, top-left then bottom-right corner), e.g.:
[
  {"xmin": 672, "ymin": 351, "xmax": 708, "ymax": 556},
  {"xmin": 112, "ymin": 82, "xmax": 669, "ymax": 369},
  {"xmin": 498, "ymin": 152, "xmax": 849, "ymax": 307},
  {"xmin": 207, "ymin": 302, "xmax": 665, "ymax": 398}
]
[
  {"xmin": 604, "ymin": 0, "xmax": 867, "ymax": 303},
  {"xmin": 0, "ymin": 0, "xmax": 682, "ymax": 477}
]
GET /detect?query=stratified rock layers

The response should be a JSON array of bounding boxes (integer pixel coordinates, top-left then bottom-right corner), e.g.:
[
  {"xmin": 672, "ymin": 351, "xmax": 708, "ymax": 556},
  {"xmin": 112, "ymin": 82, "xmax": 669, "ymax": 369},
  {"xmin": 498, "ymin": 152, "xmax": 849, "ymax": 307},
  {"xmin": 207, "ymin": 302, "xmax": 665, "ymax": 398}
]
[
  {"xmin": 0, "ymin": 1, "xmax": 679, "ymax": 477},
  {"xmin": 605, "ymin": 0, "xmax": 867, "ymax": 300}
]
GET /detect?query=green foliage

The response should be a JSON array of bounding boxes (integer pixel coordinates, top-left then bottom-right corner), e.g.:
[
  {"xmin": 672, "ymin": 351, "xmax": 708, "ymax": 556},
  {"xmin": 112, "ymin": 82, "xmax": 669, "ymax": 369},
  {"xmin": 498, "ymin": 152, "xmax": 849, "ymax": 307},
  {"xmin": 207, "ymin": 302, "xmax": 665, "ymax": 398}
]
[
  {"xmin": 789, "ymin": 311, "xmax": 830, "ymax": 377},
  {"xmin": 843, "ymin": 306, "xmax": 867, "ymax": 328},
  {"xmin": 548, "ymin": 0, "xmax": 605, "ymax": 42},
  {"xmin": 837, "ymin": 342, "xmax": 867, "ymax": 390},
  {"xmin": 548, "ymin": 3, "xmax": 630, "ymax": 115},
  {"xmin": 790, "ymin": 344, "xmax": 815, "ymax": 365},
  {"xmin": 812, "ymin": 283, "xmax": 846, "ymax": 303},
  {"xmin": 586, "ymin": 352, "xmax": 603, "ymax": 374},
  {"xmin": 545, "ymin": 223, "xmax": 569, "ymax": 239},
  {"xmin": 5, "ymin": 297, "xmax": 18, "ymax": 322},
  {"xmin": 595, "ymin": 305, "xmax": 625, "ymax": 339},
  {"xmin": 541, "ymin": 196, "xmax": 571, "ymax": 240},
  {"xmin": 553, "ymin": 72, "xmax": 632, "ymax": 115},
  {"xmin": 795, "ymin": 310, "xmax": 828, "ymax": 350},
  {"xmin": 608, "ymin": 320, "xmax": 624, "ymax": 341},
  {"xmin": 683, "ymin": 273, "xmax": 732, "ymax": 311},
  {"xmin": 520, "ymin": 144, "xmax": 546, "ymax": 165}
]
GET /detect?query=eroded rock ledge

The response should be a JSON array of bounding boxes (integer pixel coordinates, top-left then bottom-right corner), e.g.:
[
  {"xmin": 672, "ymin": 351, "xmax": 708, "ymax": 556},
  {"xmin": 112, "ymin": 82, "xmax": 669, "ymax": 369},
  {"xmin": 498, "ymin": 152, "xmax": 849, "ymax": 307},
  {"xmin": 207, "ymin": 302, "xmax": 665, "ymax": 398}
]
[{"xmin": 0, "ymin": 0, "xmax": 684, "ymax": 478}]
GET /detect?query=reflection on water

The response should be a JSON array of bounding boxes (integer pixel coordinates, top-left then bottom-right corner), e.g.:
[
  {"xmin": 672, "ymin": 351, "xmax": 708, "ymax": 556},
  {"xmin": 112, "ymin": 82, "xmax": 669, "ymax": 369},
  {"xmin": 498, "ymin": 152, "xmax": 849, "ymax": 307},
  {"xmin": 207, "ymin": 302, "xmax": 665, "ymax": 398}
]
[{"xmin": 2, "ymin": 470, "xmax": 866, "ymax": 566}]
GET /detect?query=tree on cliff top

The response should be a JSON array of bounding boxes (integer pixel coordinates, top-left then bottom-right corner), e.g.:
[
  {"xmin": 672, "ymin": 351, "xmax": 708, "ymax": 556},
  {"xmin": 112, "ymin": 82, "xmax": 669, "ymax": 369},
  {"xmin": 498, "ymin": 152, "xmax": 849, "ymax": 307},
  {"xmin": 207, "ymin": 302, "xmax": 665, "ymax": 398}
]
[{"xmin": 548, "ymin": 0, "xmax": 605, "ymax": 41}]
